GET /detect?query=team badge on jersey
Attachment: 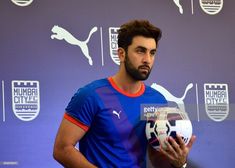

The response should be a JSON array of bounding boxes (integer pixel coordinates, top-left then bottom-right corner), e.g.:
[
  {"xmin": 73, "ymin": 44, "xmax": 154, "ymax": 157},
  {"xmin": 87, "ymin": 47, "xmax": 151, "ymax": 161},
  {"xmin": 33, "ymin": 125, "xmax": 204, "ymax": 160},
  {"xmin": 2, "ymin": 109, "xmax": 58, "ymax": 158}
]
[{"xmin": 12, "ymin": 80, "xmax": 40, "ymax": 121}]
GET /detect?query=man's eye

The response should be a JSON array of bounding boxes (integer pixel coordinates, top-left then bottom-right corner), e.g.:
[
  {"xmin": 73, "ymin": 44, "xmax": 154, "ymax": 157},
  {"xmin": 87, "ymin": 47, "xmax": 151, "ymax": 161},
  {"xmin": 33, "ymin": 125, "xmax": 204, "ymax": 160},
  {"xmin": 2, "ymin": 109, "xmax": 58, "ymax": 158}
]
[
  {"xmin": 150, "ymin": 51, "xmax": 156, "ymax": 56},
  {"xmin": 136, "ymin": 49, "xmax": 145, "ymax": 54}
]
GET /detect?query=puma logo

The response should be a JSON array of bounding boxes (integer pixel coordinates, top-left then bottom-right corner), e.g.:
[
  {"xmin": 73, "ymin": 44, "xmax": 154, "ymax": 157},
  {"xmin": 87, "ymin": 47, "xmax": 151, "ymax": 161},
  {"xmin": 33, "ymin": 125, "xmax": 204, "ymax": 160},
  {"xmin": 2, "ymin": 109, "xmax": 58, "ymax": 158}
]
[
  {"xmin": 112, "ymin": 110, "xmax": 121, "ymax": 119},
  {"xmin": 151, "ymin": 83, "xmax": 193, "ymax": 112},
  {"xmin": 173, "ymin": 0, "xmax": 183, "ymax": 14},
  {"xmin": 51, "ymin": 25, "xmax": 98, "ymax": 65}
]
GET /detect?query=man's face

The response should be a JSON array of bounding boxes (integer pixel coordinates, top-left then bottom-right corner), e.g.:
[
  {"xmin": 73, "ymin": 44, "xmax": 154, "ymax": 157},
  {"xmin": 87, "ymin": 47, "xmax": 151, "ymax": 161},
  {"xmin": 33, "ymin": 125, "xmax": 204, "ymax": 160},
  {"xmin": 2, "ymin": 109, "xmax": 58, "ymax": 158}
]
[{"xmin": 124, "ymin": 36, "xmax": 157, "ymax": 81}]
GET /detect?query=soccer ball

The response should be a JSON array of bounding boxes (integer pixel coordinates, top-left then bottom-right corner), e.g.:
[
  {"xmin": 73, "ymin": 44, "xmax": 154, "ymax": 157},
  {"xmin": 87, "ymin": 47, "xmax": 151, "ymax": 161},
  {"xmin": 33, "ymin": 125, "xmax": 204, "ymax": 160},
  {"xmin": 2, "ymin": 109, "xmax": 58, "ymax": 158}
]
[{"xmin": 145, "ymin": 107, "xmax": 192, "ymax": 150}]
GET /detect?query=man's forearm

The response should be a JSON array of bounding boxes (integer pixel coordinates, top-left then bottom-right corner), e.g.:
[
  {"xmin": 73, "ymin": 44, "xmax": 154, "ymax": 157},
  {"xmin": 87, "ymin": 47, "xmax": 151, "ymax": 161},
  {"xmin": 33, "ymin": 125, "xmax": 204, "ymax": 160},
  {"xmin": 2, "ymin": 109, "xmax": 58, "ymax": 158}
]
[{"xmin": 53, "ymin": 145, "xmax": 97, "ymax": 168}]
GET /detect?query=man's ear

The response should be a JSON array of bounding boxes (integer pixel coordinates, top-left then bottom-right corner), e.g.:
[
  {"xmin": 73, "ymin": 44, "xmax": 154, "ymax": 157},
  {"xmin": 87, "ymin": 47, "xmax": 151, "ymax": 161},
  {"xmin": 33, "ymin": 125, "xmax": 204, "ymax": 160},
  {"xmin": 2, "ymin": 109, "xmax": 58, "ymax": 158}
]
[{"xmin": 118, "ymin": 48, "xmax": 126, "ymax": 63}]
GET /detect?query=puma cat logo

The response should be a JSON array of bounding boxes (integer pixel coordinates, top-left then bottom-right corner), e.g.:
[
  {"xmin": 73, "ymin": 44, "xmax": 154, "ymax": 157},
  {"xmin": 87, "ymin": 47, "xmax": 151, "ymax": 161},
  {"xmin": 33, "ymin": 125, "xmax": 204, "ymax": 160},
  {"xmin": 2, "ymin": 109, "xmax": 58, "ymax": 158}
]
[
  {"xmin": 112, "ymin": 110, "xmax": 121, "ymax": 119},
  {"xmin": 173, "ymin": 0, "xmax": 183, "ymax": 14},
  {"xmin": 51, "ymin": 25, "xmax": 98, "ymax": 65},
  {"xmin": 151, "ymin": 83, "xmax": 193, "ymax": 112}
]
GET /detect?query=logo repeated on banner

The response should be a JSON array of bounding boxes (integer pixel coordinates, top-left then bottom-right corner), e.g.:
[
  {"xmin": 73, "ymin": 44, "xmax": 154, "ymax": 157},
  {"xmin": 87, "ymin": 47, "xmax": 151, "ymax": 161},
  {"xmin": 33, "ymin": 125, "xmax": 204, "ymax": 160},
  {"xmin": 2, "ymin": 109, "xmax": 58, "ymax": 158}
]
[
  {"xmin": 199, "ymin": 0, "xmax": 223, "ymax": 15},
  {"xmin": 0, "ymin": 80, "xmax": 229, "ymax": 123},
  {"xmin": 109, "ymin": 27, "xmax": 120, "ymax": 65},
  {"xmin": 151, "ymin": 83, "xmax": 193, "ymax": 112},
  {"xmin": 204, "ymin": 83, "xmax": 229, "ymax": 122},
  {"xmin": 173, "ymin": 0, "xmax": 184, "ymax": 14},
  {"xmin": 12, "ymin": 80, "xmax": 40, "ymax": 121},
  {"xmin": 171, "ymin": 0, "xmax": 223, "ymax": 15},
  {"xmin": 51, "ymin": 25, "xmax": 98, "ymax": 66},
  {"xmin": 11, "ymin": 0, "xmax": 33, "ymax": 7}
]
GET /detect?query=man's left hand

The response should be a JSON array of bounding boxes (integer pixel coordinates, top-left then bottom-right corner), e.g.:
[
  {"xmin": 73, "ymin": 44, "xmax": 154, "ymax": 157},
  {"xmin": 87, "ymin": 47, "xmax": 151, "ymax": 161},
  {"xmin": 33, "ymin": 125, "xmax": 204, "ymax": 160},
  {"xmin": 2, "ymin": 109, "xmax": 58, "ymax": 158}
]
[{"xmin": 159, "ymin": 134, "xmax": 196, "ymax": 168}]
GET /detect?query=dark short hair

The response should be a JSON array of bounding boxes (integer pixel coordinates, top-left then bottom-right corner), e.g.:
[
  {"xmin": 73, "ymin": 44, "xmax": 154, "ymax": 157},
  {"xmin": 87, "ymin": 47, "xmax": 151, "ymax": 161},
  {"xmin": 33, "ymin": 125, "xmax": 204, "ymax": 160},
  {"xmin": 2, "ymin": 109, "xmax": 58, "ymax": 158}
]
[{"xmin": 117, "ymin": 20, "xmax": 162, "ymax": 51}]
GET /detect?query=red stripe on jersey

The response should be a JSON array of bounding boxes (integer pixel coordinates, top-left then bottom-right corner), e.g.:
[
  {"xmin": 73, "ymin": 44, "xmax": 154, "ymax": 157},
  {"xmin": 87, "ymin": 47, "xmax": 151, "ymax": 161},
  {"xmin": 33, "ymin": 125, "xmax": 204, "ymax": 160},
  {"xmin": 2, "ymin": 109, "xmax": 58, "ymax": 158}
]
[
  {"xmin": 108, "ymin": 77, "xmax": 145, "ymax": 97},
  {"xmin": 64, "ymin": 113, "xmax": 89, "ymax": 132}
]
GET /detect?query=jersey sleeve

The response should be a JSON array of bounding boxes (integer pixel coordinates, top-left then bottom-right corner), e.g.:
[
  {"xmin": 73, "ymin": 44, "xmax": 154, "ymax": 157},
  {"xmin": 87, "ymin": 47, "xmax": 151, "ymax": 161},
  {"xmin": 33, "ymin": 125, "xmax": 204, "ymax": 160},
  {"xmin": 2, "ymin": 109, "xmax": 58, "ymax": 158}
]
[{"xmin": 65, "ymin": 88, "xmax": 98, "ymax": 131}]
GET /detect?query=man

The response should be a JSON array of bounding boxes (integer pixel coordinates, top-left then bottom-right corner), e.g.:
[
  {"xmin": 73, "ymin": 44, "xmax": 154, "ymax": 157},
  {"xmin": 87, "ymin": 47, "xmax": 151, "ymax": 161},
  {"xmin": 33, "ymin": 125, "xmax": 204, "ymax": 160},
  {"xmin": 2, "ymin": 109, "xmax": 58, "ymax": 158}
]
[{"xmin": 53, "ymin": 19, "xmax": 196, "ymax": 168}]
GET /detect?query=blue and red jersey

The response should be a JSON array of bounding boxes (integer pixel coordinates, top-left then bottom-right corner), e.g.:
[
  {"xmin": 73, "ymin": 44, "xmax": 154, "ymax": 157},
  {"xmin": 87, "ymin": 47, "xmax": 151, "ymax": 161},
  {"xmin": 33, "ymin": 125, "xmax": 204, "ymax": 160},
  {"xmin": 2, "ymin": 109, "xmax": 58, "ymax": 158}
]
[{"xmin": 65, "ymin": 77, "xmax": 166, "ymax": 167}]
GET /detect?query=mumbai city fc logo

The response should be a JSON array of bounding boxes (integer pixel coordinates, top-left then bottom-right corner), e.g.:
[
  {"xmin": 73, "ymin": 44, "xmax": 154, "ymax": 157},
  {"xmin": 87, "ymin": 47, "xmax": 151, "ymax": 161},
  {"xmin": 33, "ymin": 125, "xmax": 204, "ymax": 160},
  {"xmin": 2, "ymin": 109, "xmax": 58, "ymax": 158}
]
[
  {"xmin": 204, "ymin": 83, "xmax": 229, "ymax": 122},
  {"xmin": 12, "ymin": 80, "xmax": 40, "ymax": 121},
  {"xmin": 109, "ymin": 27, "xmax": 120, "ymax": 65},
  {"xmin": 200, "ymin": 0, "xmax": 223, "ymax": 15},
  {"xmin": 11, "ymin": 0, "xmax": 33, "ymax": 7}
]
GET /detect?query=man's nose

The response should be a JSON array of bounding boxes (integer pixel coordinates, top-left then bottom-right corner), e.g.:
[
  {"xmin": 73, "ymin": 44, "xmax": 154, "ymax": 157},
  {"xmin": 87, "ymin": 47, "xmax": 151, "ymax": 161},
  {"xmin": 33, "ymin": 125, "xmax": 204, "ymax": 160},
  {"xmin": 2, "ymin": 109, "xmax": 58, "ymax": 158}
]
[{"xmin": 142, "ymin": 53, "xmax": 152, "ymax": 64}]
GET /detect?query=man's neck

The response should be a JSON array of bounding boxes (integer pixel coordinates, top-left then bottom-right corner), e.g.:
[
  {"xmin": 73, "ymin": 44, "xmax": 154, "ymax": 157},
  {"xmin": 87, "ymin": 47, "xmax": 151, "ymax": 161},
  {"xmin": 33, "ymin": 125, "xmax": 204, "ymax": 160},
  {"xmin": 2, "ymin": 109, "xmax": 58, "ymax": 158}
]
[{"xmin": 111, "ymin": 73, "xmax": 143, "ymax": 95}]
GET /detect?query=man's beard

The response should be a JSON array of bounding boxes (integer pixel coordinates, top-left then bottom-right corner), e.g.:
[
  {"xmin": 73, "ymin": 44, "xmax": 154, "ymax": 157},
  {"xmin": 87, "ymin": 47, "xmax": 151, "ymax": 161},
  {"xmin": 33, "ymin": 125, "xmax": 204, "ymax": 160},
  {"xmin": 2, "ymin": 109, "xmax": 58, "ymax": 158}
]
[{"xmin": 124, "ymin": 54, "xmax": 152, "ymax": 81}]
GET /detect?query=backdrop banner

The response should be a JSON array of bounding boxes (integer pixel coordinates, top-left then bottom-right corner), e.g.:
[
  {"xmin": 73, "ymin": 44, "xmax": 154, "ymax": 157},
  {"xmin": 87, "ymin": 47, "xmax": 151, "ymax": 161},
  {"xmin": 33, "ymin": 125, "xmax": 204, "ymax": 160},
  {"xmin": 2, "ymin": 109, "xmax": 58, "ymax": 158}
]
[{"xmin": 0, "ymin": 0, "xmax": 234, "ymax": 167}]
